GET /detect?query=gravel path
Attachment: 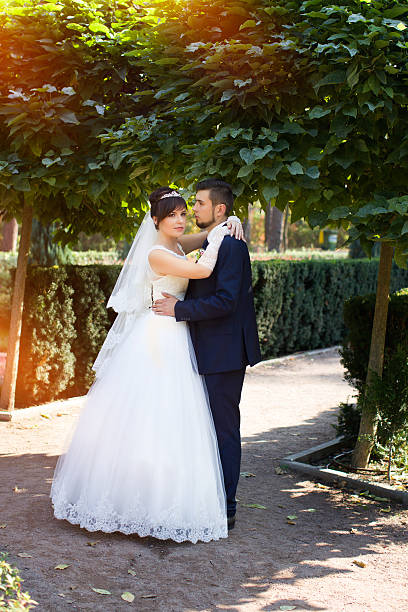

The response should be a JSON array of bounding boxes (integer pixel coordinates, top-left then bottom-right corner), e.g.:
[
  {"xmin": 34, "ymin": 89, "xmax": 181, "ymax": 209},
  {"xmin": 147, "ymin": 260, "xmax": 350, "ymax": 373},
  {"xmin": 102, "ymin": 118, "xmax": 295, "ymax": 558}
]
[{"xmin": 1, "ymin": 348, "xmax": 407, "ymax": 611}]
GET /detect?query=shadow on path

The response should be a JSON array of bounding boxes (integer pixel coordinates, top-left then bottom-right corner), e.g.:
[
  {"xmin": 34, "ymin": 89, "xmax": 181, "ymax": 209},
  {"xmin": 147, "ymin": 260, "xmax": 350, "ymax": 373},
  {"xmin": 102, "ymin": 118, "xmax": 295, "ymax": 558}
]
[{"xmin": 1, "ymin": 407, "xmax": 407, "ymax": 611}]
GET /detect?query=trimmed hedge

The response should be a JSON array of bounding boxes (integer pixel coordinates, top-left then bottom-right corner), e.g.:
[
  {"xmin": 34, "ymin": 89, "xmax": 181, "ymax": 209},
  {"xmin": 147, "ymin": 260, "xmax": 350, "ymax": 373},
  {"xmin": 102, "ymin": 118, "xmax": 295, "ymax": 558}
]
[
  {"xmin": 252, "ymin": 258, "xmax": 408, "ymax": 358},
  {"xmin": 15, "ymin": 266, "xmax": 76, "ymax": 406},
  {"xmin": 10, "ymin": 259, "xmax": 408, "ymax": 406},
  {"xmin": 341, "ymin": 288, "xmax": 408, "ymax": 392},
  {"xmin": 337, "ymin": 289, "xmax": 408, "ymax": 451}
]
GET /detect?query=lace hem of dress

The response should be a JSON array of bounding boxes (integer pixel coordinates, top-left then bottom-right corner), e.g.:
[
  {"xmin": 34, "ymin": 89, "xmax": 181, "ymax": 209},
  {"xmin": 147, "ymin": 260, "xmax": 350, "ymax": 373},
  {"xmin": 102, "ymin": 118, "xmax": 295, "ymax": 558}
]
[{"xmin": 51, "ymin": 492, "xmax": 228, "ymax": 543}]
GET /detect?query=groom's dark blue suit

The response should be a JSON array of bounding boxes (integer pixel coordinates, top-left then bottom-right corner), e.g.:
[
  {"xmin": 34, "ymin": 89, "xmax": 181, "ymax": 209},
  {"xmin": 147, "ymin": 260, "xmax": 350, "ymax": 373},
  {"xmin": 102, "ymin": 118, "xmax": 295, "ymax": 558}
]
[{"xmin": 174, "ymin": 234, "xmax": 261, "ymax": 517}]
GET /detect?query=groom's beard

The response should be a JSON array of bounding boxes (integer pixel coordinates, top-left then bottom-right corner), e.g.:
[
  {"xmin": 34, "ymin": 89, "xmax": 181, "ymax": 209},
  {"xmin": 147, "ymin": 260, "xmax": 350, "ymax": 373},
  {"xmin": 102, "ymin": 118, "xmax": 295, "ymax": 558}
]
[{"xmin": 195, "ymin": 213, "xmax": 215, "ymax": 229}]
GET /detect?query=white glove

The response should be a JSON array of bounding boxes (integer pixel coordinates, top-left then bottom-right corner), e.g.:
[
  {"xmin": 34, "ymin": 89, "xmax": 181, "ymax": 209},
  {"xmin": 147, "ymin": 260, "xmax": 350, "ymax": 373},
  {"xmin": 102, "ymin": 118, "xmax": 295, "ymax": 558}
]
[
  {"xmin": 199, "ymin": 224, "xmax": 230, "ymax": 271},
  {"xmin": 226, "ymin": 215, "xmax": 244, "ymax": 240}
]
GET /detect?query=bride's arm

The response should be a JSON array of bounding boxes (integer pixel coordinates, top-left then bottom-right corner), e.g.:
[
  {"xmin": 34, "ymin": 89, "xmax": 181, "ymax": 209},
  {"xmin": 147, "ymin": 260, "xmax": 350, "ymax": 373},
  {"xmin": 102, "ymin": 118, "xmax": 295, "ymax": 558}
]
[
  {"xmin": 148, "ymin": 250, "xmax": 212, "ymax": 279},
  {"xmin": 148, "ymin": 225, "xmax": 230, "ymax": 279},
  {"xmin": 178, "ymin": 216, "xmax": 244, "ymax": 254},
  {"xmin": 178, "ymin": 231, "xmax": 208, "ymax": 255}
]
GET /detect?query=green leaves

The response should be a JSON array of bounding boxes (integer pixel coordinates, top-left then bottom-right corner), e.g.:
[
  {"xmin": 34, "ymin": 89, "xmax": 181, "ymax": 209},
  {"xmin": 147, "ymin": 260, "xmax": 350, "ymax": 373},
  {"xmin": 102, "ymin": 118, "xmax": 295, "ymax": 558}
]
[
  {"xmin": 315, "ymin": 70, "xmax": 346, "ymax": 88},
  {"xmin": 89, "ymin": 22, "xmax": 111, "ymax": 36},
  {"xmin": 262, "ymin": 185, "xmax": 279, "ymax": 203},
  {"xmin": 0, "ymin": 0, "xmax": 150, "ymax": 240},
  {"xmin": 239, "ymin": 19, "xmax": 256, "ymax": 30},
  {"xmin": 287, "ymin": 162, "xmax": 303, "ymax": 175}
]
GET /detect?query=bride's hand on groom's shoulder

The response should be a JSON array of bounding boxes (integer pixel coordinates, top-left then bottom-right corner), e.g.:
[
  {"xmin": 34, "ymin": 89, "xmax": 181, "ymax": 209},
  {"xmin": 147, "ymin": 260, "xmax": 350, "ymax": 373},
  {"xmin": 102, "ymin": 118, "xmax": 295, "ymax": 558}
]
[
  {"xmin": 152, "ymin": 292, "xmax": 178, "ymax": 317},
  {"xmin": 226, "ymin": 215, "xmax": 245, "ymax": 241}
]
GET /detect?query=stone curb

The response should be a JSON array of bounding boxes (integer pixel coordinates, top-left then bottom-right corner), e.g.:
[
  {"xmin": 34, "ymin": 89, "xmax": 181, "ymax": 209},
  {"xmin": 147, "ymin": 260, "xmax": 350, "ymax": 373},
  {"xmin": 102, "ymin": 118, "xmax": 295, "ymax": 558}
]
[
  {"xmin": 250, "ymin": 345, "xmax": 340, "ymax": 369},
  {"xmin": 280, "ymin": 437, "xmax": 408, "ymax": 507}
]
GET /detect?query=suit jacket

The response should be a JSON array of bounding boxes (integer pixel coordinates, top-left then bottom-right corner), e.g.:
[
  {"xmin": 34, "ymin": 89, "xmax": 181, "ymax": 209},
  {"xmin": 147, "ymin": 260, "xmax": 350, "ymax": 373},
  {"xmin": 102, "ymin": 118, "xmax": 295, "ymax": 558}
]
[{"xmin": 174, "ymin": 235, "xmax": 261, "ymax": 375}]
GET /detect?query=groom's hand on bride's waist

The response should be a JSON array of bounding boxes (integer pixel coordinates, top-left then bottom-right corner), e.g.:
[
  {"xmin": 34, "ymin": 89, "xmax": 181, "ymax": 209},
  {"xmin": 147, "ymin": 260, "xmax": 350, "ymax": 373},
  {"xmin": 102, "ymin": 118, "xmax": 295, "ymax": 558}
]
[{"xmin": 152, "ymin": 292, "xmax": 178, "ymax": 317}]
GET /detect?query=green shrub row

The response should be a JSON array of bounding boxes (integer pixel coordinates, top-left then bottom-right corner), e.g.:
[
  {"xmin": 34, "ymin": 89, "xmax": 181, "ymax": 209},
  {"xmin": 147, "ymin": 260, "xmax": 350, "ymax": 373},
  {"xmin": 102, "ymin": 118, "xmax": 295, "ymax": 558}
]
[
  {"xmin": 341, "ymin": 289, "xmax": 408, "ymax": 392},
  {"xmin": 337, "ymin": 289, "xmax": 408, "ymax": 461},
  {"xmin": 15, "ymin": 265, "xmax": 120, "ymax": 406},
  {"xmin": 252, "ymin": 258, "xmax": 408, "ymax": 358},
  {"xmin": 10, "ymin": 259, "xmax": 408, "ymax": 406}
]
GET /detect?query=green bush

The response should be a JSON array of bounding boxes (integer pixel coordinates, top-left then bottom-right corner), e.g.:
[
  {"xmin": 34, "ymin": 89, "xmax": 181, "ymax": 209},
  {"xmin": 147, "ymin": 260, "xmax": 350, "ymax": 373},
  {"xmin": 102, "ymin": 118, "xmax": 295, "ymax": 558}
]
[
  {"xmin": 13, "ymin": 265, "xmax": 120, "ymax": 405},
  {"xmin": 15, "ymin": 267, "xmax": 76, "ymax": 407},
  {"xmin": 339, "ymin": 289, "xmax": 408, "ymax": 462},
  {"xmin": 7, "ymin": 259, "xmax": 408, "ymax": 406},
  {"xmin": 0, "ymin": 552, "xmax": 37, "ymax": 610},
  {"xmin": 63, "ymin": 265, "xmax": 113, "ymax": 398},
  {"xmin": 253, "ymin": 259, "xmax": 408, "ymax": 359},
  {"xmin": 341, "ymin": 288, "xmax": 408, "ymax": 392}
]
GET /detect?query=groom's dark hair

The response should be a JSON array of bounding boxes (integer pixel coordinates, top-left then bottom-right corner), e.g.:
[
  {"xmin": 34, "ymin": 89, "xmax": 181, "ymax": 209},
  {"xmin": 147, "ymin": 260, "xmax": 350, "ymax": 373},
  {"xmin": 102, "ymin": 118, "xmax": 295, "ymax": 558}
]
[{"xmin": 196, "ymin": 179, "xmax": 234, "ymax": 217}]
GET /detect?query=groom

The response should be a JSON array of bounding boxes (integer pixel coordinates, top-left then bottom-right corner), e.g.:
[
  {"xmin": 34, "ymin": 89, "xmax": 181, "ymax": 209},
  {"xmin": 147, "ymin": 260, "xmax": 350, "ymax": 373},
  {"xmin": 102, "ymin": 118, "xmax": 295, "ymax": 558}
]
[{"xmin": 153, "ymin": 179, "xmax": 261, "ymax": 529}]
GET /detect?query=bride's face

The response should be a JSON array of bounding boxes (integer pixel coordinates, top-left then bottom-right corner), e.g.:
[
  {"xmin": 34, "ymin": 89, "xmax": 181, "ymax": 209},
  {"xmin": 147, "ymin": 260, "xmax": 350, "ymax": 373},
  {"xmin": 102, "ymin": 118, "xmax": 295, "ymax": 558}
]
[{"xmin": 156, "ymin": 206, "xmax": 187, "ymax": 238}]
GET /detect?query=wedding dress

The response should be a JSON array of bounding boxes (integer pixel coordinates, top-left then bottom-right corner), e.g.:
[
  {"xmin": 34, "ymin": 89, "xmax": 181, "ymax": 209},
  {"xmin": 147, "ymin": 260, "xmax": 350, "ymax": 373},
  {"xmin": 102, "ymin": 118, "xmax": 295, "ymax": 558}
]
[{"xmin": 50, "ymin": 244, "xmax": 228, "ymax": 543}]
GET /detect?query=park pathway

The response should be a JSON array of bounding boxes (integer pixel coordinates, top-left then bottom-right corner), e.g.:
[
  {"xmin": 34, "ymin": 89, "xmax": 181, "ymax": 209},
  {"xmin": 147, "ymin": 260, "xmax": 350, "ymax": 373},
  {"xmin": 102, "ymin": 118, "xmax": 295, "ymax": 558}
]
[{"xmin": 1, "ymin": 348, "xmax": 407, "ymax": 611}]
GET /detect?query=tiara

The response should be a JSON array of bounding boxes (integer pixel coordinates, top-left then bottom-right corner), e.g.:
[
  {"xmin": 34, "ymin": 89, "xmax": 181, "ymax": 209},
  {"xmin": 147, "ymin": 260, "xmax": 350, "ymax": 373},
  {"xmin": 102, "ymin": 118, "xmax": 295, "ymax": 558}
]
[{"xmin": 159, "ymin": 190, "xmax": 182, "ymax": 200}]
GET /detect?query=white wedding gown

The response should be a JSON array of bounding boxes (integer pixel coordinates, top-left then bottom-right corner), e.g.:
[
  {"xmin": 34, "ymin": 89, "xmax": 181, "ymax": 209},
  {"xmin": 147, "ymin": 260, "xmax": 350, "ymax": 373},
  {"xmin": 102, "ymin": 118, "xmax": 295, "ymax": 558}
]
[{"xmin": 50, "ymin": 246, "xmax": 228, "ymax": 543}]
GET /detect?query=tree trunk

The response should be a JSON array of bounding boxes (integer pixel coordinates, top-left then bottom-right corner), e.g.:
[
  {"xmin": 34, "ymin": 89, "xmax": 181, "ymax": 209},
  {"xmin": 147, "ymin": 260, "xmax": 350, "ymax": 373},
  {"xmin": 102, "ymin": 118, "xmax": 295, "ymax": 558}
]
[
  {"xmin": 0, "ymin": 218, "xmax": 18, "ymax": 251},
  {"xmin": 265, "ymin": 205, "xmax": 284, "ymax": 251},
  {"xmin": 0, "ymin": 203, "xmax": 33, "ymax": 419},
  {"xmin": 282, "ymin": 205, "xmax": 290, "ymax": 252},
  {"xmin": 243, "ymin": 215, "xmax": 251, "ymax": 247},
  {"xmin": 351, "ymin": 242, "xmax": 394, "ymax": 468}
]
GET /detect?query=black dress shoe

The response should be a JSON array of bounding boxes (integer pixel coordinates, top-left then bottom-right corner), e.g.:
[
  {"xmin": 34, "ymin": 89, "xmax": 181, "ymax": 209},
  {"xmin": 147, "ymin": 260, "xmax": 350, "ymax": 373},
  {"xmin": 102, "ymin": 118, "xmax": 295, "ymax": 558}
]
[{"xmin": 227, "ymin": 516, "xmax": 236, "ymax": 530}]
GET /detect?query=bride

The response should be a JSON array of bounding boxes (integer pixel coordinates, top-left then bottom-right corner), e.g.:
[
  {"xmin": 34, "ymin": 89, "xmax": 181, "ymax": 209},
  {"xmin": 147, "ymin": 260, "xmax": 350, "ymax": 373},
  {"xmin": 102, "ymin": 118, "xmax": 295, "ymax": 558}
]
[{"xmin": 50, "ymin": 186, "xmax": 243, "ymax": 543}]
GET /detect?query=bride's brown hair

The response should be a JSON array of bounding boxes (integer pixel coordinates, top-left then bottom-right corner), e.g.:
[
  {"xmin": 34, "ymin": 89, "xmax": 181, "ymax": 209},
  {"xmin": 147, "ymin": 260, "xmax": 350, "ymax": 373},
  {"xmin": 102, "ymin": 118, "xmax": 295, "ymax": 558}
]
[{"xmin": 149, "ymin": 187, "xmax": 187, "ymax": 229}]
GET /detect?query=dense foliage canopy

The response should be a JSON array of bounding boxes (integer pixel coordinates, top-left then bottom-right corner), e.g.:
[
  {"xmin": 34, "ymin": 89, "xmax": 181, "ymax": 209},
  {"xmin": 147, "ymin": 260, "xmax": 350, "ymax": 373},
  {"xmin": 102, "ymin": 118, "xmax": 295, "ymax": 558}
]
[
  {"xmin": 0, "ymin": 0, "xmax": 154, "ymax": 242},
  {"xmin": 1, "ymin": 0, "xmax": 408, "ymax": 259},
  {"xmin": 103, "ymin": 0, "xmax": 408, "ymax": 263}
]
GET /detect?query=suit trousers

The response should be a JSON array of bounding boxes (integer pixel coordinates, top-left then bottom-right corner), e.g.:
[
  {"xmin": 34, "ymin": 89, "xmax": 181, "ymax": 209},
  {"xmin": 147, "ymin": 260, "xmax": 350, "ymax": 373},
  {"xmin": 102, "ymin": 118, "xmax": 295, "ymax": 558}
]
[{"xmin": 204, "ymin": 368, "xmax": 246, "ymax": 517}]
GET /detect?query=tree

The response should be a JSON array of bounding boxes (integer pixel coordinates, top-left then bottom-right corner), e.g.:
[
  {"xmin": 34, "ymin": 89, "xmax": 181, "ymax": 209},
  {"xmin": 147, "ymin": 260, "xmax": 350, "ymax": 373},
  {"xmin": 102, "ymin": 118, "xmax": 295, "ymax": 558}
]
[
  {"xmin": 103, "ymin": 0, "xmax": 408, "ymax": 467},
  {"xmin": 0, "ymin": 0, "xmax": 153, "ymax": 416},
  {"xmin": 265, "ymin": 206, "xmax": 284, "ymax": 252},
  {"xmin": 0, "ymin": 218, "xmax": 18, "ymax": 251},
  {"xmin": 29, "ymin": 219, "xmax": 73, "ymax": 266}
]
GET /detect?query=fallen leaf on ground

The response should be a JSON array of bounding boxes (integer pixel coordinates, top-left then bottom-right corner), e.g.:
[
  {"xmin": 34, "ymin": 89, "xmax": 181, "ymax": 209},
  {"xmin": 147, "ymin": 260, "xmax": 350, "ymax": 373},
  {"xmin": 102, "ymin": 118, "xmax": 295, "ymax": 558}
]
[
  {"xmin": 121, "ymin": 592, "xmax": 135, "ymax": 602},
  {"xmin": 87, "ymin": 541, "xmax": 100, "ymax": 546},
  {"xmin": 0, "ymin": 524, "xmax": 6, "ymax": 528},
  {"xmin": 353, "ymin": 560, "xmax": 366, "ymax": 568},
  {"xmin": 40, "ymin": 413, "xmax": 50, "ymax": 419},
  {"xmin": 240, "ymin": 472, "xmax": 256, "ymax": 478},
  {"xmin": 286, "ymin": 520, "xmax": 296, "ymax": 525},
  {"xmin": 304, "ymin": 508, "xmax": 316, "ymax": 512},
  {"xmin": 128, "ymin": 569, "xmax": 137, "ymax": 576},
  {"xmin": 55, "ymin": 564, "xmax": 70, "ymax": 570},
  {"xmin": 287, "ymin": 515, "xmax": 297, "ymax": 520},
  {"xmin": 241, "ymin": 503, "xmax": 267, "ymax": 509},
  {"xmin": 275, "ymin": 466, "xmax": 287, "ymax": 475},
  {"xmin": 58, "ymin": 594, "xmax": 65, "ymax": 598},
  {"xmin": 380, "ymin": 507, "xmax": 391, "ymax": 513},
  {"xmin": 13, "ymin": 486, "xmax": 25, "ymax": 493},
  {"xmin": 141, "ymin": 594, "xmax": 158, "ymax": 599},
  {"xmin": 56, "ymin": 413, "xmax": 68, "ymax": 417},
  {"xmin": 17, "ymin": 553, "xmax": 32, "ymax": 558},
  {"xmin": 280, "ymin": 606, "xmax": 297, "ymax": 611},
  {"xmin": 91, "ymin": 588, "xmax": 111, "ymax": 595}
]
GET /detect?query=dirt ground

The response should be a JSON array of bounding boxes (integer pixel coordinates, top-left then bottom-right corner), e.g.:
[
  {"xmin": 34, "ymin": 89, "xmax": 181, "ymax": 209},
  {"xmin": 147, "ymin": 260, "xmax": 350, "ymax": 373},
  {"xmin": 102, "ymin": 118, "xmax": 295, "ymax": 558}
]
[{"xmin": 1, "ymin": 348, "xmax": 408, "ymax": 612}]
